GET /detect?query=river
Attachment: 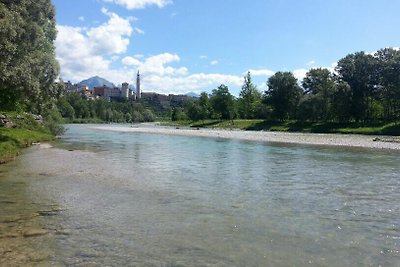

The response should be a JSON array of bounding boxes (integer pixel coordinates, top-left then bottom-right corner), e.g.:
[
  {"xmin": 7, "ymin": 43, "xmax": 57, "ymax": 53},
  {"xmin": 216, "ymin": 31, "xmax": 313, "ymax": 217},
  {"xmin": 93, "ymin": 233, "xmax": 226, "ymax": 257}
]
[{"xmin": 0, "ymin": 124, "xmax": 399, "ymax": 266}]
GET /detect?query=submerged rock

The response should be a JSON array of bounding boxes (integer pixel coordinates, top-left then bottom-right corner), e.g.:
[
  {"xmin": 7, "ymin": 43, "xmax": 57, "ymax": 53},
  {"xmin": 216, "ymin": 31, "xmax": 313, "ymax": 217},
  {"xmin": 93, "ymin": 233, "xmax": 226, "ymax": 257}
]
[{"xmin": 23, "ymin": 229, "xmax": 48, "ymax": 237}]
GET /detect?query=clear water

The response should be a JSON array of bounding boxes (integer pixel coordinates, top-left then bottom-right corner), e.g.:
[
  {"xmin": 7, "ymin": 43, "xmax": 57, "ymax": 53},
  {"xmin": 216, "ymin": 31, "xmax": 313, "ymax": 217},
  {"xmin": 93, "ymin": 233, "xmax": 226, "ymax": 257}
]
[{"xmin": 1, "ymin": 124, "xmax": 399, "ymax": 266}]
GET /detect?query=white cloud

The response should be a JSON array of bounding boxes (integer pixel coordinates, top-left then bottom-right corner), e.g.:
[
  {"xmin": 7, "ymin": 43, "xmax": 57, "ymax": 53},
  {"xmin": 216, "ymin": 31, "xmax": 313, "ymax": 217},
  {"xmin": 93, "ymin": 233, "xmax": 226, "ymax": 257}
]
[
  {"xmin": 78, "ymin": 16, "xmax": 85, "ymax": 22},
  {"xmin": 103, "ymin": 0, "xmax": 172, "ymax": 10},
  {"xmin": 210, "ymin": 60, "xmax": 219, "ymax": 65},
  {"xmin": 306, "ymin": 60, "xmax": 316, "ymax": 66},
  {"xmin": 245, "ymin": 69, "xmax": 275, "ymax": 77},
  {"xmin": 293, "ymin": 69, "xmax": 308, "ymax": 81},
  {"xmin": 56, "ymin": 8, "xmax": 244, "ymax": 94},
  {"xmin": 56, "ymin": 10, "xmax": 133, "ymax": 82},
  {"xmin": 134, "ymin": 27, "xmax": 145, "ymax": 35},
  {"xmin": 121, "ymin": 53, "xmax": 244, "ymax": 94},
  {"xmin": 200, "ymin": 55, "xmax": 208, "ymax": 59},
  {"xmin": 122, "ymin": 56, "xmax": 142, "ymax": 66},
  {"xmin": 142, "ymin": 72, "xmax": 243, "ymax": 94},
  {"xmin": 87, "ymin": 8, "xmax": 133, "ymax": 55}
]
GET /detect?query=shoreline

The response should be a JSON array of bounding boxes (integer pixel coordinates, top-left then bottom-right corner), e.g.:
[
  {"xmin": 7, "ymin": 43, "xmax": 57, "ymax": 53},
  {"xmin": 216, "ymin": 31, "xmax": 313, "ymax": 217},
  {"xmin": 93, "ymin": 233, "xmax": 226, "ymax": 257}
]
[{"xmin": 92, "ymin": 125, "xmax": 400, "ymax": 150}]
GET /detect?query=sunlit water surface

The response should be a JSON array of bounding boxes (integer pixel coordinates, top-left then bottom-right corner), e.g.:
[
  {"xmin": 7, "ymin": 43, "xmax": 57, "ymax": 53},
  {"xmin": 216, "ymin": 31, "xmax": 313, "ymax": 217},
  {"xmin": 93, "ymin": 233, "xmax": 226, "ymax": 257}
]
[{"xmin": 0, "ymin": 124, "xmax": 399, "ymax": 266}]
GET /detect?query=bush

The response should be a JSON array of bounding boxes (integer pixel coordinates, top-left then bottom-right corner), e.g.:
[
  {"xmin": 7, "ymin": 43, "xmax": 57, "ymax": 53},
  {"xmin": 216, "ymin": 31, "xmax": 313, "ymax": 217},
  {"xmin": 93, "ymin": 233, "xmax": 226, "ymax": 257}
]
[{"xmin": 43, "ymin": 109, "xmax": 65, "ymax": 136}]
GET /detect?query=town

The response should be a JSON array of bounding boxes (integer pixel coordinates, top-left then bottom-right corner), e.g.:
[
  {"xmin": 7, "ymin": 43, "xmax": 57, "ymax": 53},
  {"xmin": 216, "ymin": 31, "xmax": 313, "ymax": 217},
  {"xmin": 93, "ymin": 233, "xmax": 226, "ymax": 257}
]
[{"xmin": 63, "ymin": 71, "xmax": 194, "ymax": 106}]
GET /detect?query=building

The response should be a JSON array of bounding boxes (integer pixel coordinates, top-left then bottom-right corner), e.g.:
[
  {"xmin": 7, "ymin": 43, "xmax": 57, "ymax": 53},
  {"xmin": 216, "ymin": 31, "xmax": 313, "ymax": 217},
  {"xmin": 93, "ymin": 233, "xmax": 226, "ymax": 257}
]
[
  {"xmin": 121, "ymin": 82, "xmax": 129, "ymax": 99},
  {"xmin": 93, "ymin": 84, "xmax": 136, "ymax": 101},
  {"xmin": 136, "ymin": 71, "xmax": 141, "ymax": 99}
]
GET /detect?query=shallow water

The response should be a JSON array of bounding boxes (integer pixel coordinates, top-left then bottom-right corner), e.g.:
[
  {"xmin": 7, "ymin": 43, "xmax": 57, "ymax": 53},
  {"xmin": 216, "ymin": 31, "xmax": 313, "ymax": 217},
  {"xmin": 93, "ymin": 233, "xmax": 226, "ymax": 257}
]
[{"xmin": 1, "ymin": 124, "xmax": 399, "ymax": 266}]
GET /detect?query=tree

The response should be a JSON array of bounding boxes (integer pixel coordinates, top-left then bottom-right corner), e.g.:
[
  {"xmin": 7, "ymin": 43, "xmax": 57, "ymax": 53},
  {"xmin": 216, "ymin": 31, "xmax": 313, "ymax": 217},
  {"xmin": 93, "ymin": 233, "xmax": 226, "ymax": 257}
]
[
  {"xmin": 57, "ymin": 96, "xmax": 75, "ymax": 120},
  {"xmin": 331, "ymin": 81, "xmax": 352, "ymax": 122},
  {"xmin": 0, "ymin": 0, "xmax": 59, "ymax": 112},
  {"xmin": 335, "ymin": 52, "xmax": 377, "ymax": 122},
  {"xmin": 264, "ymin": 72, "xmax": 302, "ymax": 120},
  {"xmin": 198, "ymin": 92, "xmax": 212, "ymax": 120},
  {"xmin": 302, "ymin": 68, "xmax": 335, "ymax": 121},
  {"xmin": 210, "ymin": 84, "xmax": 236, "ymax": 120},
  {"xmin": 374, "ymin": 48, "xmax": 400, "ymax": 120},
  {"xmin": 238, "ymin": 71, "xmax": 262, "ymax": 119},
  {"xmin": 186, "ymin": 101, "xmax": 202, "ymax": 121}
]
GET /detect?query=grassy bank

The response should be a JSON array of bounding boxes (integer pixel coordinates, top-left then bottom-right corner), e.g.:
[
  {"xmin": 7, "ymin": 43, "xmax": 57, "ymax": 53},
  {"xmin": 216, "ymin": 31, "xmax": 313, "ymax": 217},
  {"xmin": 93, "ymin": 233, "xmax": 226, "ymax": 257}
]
[
  {"xmin": 161, "ymin": 120, "xmax": 400, "ymax": 136},
  {"xmin": 0, "ymin": 113, "xmax": 55, "ymax": 164}
]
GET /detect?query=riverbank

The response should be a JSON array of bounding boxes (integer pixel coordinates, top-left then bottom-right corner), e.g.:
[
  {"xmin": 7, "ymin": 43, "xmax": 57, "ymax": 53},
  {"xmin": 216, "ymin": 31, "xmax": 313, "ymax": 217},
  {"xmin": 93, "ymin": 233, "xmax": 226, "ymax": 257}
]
[
  {"xmin": 162, "ymin": 120, "xmax": 400, "ymax": 135},
  {"xmin": 94, "ymin": 124, "xmax": 400, "ymax": 150},
  {"xmin": 0, "ymin": 128, "xmax": 53, "ymax": 164},
  {"xmin": 0, "ymin": 113, "xmax": 55, "ymax": 164}
]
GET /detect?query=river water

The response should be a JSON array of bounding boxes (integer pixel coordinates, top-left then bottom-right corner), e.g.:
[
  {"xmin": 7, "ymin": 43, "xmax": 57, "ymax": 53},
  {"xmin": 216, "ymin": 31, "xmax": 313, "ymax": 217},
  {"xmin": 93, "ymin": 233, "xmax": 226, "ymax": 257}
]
[{"xmin": 0, "ymin": 124, "xmax": 399, "ymax": 266}]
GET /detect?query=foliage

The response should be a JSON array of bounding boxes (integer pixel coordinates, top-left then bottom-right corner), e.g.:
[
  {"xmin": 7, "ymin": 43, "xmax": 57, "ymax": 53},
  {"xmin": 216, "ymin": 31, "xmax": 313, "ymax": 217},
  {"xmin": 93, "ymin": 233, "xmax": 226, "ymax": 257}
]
[
  {"xmin": 0, "ymin": 112, "xmax": 54, "ymax": 163},
  {"xmin": 264, "ymin": 72, "xmax": 302, "ymax": 121},
  {"xmin": 56, "ymin": 93, "xmax": 157, "ymax": 123},
  {"xmin": 238, "ymin": 72, "xmax": 262, "ymax": 119},
  {"xmin": 42, "ymin": 109, "xmax": 65, "ymax": 136},
  {"xmin": 301, "ymin": 68, "xmax": 335, "ymax": 121},
  {"xmin": 0, "ymin": 0, "xmax": 59, "ymax": 112},
  {"xmin": 210, "ymin": 84, "xmax": 237, "ymax": 120},
  {"xmin": 335, "ymin": 52, "xmax": 377, "ymax": 122}
]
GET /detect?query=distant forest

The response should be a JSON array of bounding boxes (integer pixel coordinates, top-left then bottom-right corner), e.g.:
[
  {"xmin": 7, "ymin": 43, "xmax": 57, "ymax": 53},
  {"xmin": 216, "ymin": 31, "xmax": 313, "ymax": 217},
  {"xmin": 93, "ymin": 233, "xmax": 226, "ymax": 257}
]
[{"xmin": 178, "ymin": 48, "xmax": 400, "ymax": 123}]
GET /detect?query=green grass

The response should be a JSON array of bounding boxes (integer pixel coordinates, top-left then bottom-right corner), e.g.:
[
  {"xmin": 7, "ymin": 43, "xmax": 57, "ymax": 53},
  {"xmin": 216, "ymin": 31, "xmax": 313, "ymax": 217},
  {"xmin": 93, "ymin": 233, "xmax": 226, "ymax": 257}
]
[
  {"xmin": 0, "ymin": 128, "xmax": 53, "ymax": 164},
  {"xmin": 161, "ymin": 119, "xmax": 400, "ymax": 136},
  {"xmin": 0, "ymin": 112, "xmax": 55, "ymax": 164}
]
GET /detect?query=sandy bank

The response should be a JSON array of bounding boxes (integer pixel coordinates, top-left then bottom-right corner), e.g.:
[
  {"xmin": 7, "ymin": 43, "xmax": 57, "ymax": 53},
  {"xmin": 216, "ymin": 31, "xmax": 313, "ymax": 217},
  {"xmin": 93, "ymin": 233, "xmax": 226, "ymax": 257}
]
[{"xmin": 92, "ymin": 125, "xmax": 400, "ymax": 150}]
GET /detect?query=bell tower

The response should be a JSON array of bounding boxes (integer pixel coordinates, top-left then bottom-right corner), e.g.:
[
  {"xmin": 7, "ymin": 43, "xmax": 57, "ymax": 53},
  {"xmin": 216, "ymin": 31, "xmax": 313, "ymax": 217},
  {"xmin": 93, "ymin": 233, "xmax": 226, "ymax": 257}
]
[{"xmin": 136, "ymin": 70, "xmax": 141, "ymax": 99}]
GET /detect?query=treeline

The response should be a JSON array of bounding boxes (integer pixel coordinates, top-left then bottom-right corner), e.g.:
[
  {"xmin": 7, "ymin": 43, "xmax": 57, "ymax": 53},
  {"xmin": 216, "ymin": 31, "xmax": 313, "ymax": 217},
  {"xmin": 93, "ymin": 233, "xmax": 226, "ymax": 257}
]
[
  {"xmin": 57, "ymin": 93, "xmax": 156, "ymax": 123},
  {"xmin": 179, "ymin": 48, "xmax": 400, "ymax": 123},
  {"xmin": 2, "ymin": 1, "xmax": 399, "ymax": 128}
]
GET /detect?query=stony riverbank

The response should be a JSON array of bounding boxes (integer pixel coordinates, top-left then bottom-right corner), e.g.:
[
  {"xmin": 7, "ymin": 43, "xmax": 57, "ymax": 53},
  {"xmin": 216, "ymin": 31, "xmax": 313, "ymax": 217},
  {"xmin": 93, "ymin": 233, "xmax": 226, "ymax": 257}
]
[{"xmin": 93, "ymin": 124, "xmax": 400, "ymax": 150}]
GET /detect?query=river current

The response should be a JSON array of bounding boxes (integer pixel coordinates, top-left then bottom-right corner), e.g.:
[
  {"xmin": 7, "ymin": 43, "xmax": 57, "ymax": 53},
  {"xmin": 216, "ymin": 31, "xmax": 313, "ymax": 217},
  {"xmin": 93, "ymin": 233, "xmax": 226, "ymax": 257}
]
[{"xmin": 0, "ymin": 124, "xmax": 399, "ymax": 266}]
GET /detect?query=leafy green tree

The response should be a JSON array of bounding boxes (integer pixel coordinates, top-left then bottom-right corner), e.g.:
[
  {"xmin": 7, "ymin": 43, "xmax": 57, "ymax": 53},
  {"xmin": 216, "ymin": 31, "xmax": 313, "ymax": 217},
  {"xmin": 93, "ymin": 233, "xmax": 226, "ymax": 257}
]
[
  {"xmin": 335, "ymin": 52, "xmax": 377, "ymax": 122},
  {"xmin": 198, "ymin": 92, "xmax": 212, "ymax": 120},
  {"xmin": 186, "ymin": 101, "xmax": 202, "ymax": 121},
  {"xmin": 331, "ymin": 81, "xmax": 352, "ymax": 122},
  {"xmin": 0, "ymin": 0, "xmax": 59, "ymax": 112},
  {"xmin": 210, "ymin": 84, "xmax": 236, "ymax": 120},
  {"xmin": 125, "ymin": 113, "xmax": 132, "ymax": 123},
  {"xmin": 171, "ymin": 107, "xmax": 187, "ymax": 121},
  {"xmin": 132, "ymin": 110, "xmax": 144, "ymax": 122},
  {"xmin": 142, "ymin": 109, "xmax": 156, "ymax": 122},
  {"xmin": 264, "ymin": 72, "xmax": 302, "ymax": 120},
  {"xmin": 238, "ymin": 71, "xmax": 262, "ymax": 119},
  {"xmin": 374, "ymin": 48, "xmax": 400, "ymax": 120},
  {"xmin": 57, "ymin": 96, "xmax": 75, "ymax": 120},
  {"xmin": 302, "ymin": 68, "xmax": 335, "ymax": 121}
]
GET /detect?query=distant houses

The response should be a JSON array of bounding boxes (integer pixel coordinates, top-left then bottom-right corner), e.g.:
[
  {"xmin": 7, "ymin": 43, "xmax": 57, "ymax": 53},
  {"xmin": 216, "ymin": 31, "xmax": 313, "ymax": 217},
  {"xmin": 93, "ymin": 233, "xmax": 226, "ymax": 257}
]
[
  {"xmin": 62, "ymin": 71, "xmax": 195, "ymax": 106},
  {"xmin": 93, "ymin": 84, "xmax": 136, "ymax": 101},
  {"xmin": 63, "ymin": 71, "xmax": 142, "ymax": 101},
  {"xmin": 64, "ymin": 82, "xmax": 137, "ymax": 101}
]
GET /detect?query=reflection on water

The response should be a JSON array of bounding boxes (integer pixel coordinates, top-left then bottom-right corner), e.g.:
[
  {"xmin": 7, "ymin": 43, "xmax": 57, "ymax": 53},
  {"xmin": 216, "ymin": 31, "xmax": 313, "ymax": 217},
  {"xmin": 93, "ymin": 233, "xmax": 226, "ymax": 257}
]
[{"xmin": 1, "ymin": 124, "xmax": 399, "ymax": 266}]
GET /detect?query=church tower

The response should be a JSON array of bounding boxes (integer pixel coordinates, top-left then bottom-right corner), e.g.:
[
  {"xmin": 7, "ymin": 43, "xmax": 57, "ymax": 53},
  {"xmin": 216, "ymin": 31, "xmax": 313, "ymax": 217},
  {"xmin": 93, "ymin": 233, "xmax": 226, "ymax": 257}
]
[{"xmin": 136, "ymin": 70, "xmax": 141, "ymax": 99}]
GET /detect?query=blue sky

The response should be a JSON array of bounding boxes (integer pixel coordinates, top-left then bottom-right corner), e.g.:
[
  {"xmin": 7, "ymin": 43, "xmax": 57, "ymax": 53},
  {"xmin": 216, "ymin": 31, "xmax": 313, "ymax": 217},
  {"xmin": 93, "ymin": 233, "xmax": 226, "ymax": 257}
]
[{"xmin": 53, "ymin": 0, "xmax": 400, "ymax": 95}]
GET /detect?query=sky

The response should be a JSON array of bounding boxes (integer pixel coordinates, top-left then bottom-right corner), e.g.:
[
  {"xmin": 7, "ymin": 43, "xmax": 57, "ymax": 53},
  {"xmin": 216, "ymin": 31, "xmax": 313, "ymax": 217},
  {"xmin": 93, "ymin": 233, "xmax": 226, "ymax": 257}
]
[{"xmin": 52, "ymin": 0, "xmax": 400, "ymax": 96}]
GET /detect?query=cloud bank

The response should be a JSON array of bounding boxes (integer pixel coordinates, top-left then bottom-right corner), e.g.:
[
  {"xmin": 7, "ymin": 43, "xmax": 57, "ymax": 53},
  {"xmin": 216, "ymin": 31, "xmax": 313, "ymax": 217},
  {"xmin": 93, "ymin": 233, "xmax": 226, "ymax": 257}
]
[
  {"xmin": 103, "ymin": 0, "xmax": 172, "ymax": 10},
  {"xmin": 56, "ymin": 9, "xmax": 243, "ymax": 94}
]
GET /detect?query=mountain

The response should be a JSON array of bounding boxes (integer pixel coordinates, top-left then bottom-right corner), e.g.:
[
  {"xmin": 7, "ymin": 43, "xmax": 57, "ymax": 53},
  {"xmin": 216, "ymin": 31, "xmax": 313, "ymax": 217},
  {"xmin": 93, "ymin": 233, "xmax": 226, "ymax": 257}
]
[
  {"xmin": 78, "ymin": 76, "xmax": 115, "ymax": 89},
  {"xmin": 186, "ymin": 92, "xmax": 199, "ymax": 97}
]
